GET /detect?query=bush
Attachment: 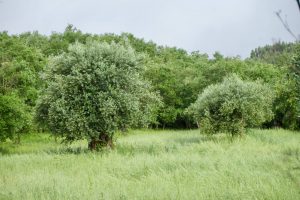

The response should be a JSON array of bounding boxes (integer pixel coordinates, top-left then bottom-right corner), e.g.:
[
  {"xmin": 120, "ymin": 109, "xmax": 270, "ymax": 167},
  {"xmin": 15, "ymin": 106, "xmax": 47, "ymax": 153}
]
[
  {"xmin": 0, "ymin": 93, "xmax": 30, "ymax": 142},
  {"xmin": 0, "ymin": 32, "xmax": 45, "ymax": 143},
  {"xmin": 186, "ymin": 75, "xmax": 274, "ymax": 136},
  {"xmin": 35, "ymin": 41, "xmax": 161, "ymax": 150}
]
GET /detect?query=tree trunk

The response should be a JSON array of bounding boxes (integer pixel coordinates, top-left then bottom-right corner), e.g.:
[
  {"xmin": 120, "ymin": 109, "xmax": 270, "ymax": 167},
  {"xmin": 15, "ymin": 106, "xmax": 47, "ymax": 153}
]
[
  {"xmin": 88, "ymin": 133, "xmax": 114, "ymax": 151},
  {"xmin": 14, "ymin": 133, "xmax": 21, "ymax": 144},
  {"xmin": 196, "ymin": 121, "xmax": 200, "ymax": 128},
  {"xmin": 88, "ymin": 138, "xmax": 98, "ymax": 150}
]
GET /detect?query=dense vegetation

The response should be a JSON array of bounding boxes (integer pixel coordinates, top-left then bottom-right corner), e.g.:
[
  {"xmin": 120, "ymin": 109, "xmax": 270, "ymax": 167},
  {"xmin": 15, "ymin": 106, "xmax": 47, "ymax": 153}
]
[
  {"xmin": 0, "ymin": 32, "xmax": 46, "ymax": 142},
  {"xmin": 186, "ymin": 75, "xmax": 274, "ymax": 135},
  {"xmin": 0, "ymin": 25, "xmax": 300, "ymax": 146}
]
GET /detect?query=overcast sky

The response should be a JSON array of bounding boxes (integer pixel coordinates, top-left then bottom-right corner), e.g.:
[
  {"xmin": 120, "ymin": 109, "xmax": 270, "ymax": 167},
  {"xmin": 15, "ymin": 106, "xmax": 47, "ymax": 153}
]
[{"xmin": 0, "ymin": 0, "xmax": 299, "ymax": 58}]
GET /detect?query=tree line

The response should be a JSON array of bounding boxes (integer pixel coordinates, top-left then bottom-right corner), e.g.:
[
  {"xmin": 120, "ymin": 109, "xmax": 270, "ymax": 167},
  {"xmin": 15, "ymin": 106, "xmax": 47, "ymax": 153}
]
[{"xmin": 0, "ymin": 25, "xmax": 299, "ymax": 149}]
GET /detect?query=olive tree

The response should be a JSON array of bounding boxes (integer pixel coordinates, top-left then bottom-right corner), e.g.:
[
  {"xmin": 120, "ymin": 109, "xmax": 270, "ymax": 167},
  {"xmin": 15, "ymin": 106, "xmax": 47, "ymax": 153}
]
[
  {"xmin": 36, "ymin": 41, "xmax": 160, "ymax": 150},
  {"xmin": 186, "ymin": 75, "xmax": 274, "ymax": 136}
]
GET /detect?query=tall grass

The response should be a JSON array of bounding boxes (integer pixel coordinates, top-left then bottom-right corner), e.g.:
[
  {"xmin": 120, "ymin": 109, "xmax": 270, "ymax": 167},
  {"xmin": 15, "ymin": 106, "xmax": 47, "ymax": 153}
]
[{"xmin": 0, "ymin": 129, "xmax": 299, "ymax": 200}]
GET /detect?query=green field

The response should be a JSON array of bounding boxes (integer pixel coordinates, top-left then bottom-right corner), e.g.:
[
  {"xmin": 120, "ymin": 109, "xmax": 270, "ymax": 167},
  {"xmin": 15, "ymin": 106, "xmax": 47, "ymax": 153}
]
[{"xmin": 0, "ymin": 129, "xmax": 299, "ymax": 200}]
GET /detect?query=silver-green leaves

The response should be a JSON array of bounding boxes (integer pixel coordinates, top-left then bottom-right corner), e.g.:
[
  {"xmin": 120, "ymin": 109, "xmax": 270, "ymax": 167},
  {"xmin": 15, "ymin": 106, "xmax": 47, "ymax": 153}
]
[
  {"xmin": 186, "ymin": 75, "xmax": 274, "ymax": 136},
  {"xmin": 36, "ymin": 41, "xmax": 160, "ymax": 148}
]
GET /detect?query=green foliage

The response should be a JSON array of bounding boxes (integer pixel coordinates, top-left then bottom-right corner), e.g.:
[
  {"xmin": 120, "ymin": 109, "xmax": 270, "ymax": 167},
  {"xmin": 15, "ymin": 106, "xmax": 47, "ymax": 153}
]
[
  {"xmin": 17, "ymin": 26, "xmax": 294, "ymax": 130},
  {"xmin": 19, "ymin": 31, "xmax": 49, "ymax": 52},
  {"xmin": 0, "ymin": 93, "xmax": 30, "ymax": 142},
  {"xmin": 250, "ymin": 41, "xmax": 296, "ymax": 66},
  {"xmin": 283, "ymin": 43, "xmax": 300, "ymax": 129},
  {"xmin": 201, "ymin": 55, "xmax": 299, "ymax": 130},
  {"xmin": 0, "ymin": 32, "xmax": 46, "ymax": 104},
  {"xmin": 144, "ymin": 48, "xmax": 209, "ymax": 128},
  {"xmin": 18, "ymin": 25, "xmax": 92, "ymax": 57},
  {"xmin": 1, "ymin": 26, "xmax": 300, "ymax": 131},
  {"xmin": 201, "ymin": 58, "xmax": 282, "ymax": 87},
  {"xmin": 36, "ymin": 41, "xmax": 160, "ymax": 149},
  {"xmin": 0, "ymin": 32, "xmax": 46, "ymax": 142},
  {"xmin": 255, "ymin": 42, "xmax": 300, "ymax": 130},
  {"xmin": 187, "ymin": 75, "xmax": 274, "ymax": 135},
  {"xmin": 272, "ymin": 77, "xmax": 300, "ymax": 129}
]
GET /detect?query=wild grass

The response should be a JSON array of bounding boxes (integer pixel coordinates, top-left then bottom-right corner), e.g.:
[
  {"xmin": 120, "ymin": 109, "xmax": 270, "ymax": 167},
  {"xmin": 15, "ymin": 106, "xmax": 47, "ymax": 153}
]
[{"xmin": 0, "ymin": 129, "xmax": 299, "ymax": 200}]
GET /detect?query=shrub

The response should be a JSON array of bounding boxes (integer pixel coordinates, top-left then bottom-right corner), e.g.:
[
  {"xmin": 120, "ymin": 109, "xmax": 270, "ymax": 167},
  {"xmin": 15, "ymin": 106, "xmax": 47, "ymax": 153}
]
[
  {"xmin": 35, "ymin": 41, "xmax": 161, "ymax": 150},
  {"xmin": 0, "ymin": 32, "xmax": 46, "ymax": 143},
  {"xmin": 186, "ymin": 75, "xmax": 274, "ymax": 136},
  {"xmin": 0, "ymin": 93, "xmax": 30, "ymax": 142}
]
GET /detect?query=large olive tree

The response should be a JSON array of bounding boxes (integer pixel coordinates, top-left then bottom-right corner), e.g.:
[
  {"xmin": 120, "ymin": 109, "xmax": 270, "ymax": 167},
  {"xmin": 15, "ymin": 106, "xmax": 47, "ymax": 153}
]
[{"xmin": 36, "ymin": 41, "xmax": 160, "ymax": 150}]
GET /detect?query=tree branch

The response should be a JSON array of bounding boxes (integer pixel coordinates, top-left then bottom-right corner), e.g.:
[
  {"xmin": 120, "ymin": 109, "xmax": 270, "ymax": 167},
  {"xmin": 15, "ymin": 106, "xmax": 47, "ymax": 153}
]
[
  {"xmin": 296, "ymin": 0, "xmax": 300, "ymax": 13},
  {"xmin": 275, "ymin": 10, "xmax": 299, "ymax": 41}
]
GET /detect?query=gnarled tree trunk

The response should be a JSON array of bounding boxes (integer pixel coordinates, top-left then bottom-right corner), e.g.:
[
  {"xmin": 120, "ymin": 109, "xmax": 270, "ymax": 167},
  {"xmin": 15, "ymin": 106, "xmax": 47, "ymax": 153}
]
[{"xmin": 88, "ymin": 133, "xmax": 114, "ymax": 150}]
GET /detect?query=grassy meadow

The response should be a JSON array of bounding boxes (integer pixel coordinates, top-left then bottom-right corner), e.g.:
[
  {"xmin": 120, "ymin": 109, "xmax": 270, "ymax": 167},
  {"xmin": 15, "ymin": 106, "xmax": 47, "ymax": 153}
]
[{"xmin": 0, "ymin": 129, "xmax": 299, "ymax": 200}]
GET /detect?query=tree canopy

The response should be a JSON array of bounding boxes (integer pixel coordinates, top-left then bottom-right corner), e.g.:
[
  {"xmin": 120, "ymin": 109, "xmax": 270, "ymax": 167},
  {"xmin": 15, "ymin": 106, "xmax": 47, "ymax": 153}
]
[
  {"xmin": 186, "ymin": 75, "xmax": 274, "ymax": 135},
  {"xmin": 35, "ymin": 41, "xmax": 160, "ymax": 149},
  {"xmin": 1, "ymin": 26, "xmax": 299, "ymax": 145}
]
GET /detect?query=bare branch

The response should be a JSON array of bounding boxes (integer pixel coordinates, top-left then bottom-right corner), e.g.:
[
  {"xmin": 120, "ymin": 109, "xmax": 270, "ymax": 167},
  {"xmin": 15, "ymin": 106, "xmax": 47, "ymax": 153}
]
[
  {"xmin": 275, "ymin": 10, "xmax": 299, "ymax": 41},
  {"xmin": 296, "ymin": 0, "xmax": 300, "ymax": 13}
]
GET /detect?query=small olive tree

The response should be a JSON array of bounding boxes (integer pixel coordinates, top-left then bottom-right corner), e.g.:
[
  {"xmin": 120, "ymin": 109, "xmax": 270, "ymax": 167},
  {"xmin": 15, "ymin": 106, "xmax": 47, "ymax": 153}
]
[
  {"xmin": 186, "ymin": 75, "xmax": 274, "ymax": 136},
  {"xmin": 35, "ymin": 41, "xmax": 160, "ymax": 150}
]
